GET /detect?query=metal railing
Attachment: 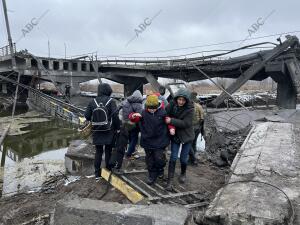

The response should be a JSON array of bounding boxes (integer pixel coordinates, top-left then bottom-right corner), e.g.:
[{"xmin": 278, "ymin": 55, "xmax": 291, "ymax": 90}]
[
  {"xmin": 0, "ymin": 73, "xmax": 86, "ymax": 126},
  {"xmin": 28, "ymin": 91, "xmax": 86, "ymax": 126},
  {"xmin": 0, "ymin": 43, "xmax": 16, "ymax": 57}
]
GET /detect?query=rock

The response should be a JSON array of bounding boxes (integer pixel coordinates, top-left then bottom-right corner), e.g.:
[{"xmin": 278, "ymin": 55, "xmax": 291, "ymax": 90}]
[{"xmin": 65, "ymin": 140, "xmax": 94, "ymax": 176}]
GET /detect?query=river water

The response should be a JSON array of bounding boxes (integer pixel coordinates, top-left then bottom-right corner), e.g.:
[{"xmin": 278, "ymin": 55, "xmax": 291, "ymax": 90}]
[{"xmin": 0, "ymin": 119, "xmax": 81, "ymax": 167}]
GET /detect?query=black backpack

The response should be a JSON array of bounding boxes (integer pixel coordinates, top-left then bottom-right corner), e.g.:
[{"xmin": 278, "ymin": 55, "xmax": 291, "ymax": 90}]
[{"xmin": 91, "ymin": 98, "xmax": 113, "ymax": 131}]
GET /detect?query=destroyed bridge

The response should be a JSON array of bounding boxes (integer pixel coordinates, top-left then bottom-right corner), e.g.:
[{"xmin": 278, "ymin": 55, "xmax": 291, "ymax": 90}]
[{"xmin": 0, "ymin": 35, "xmax": 300, "ymax": 109}]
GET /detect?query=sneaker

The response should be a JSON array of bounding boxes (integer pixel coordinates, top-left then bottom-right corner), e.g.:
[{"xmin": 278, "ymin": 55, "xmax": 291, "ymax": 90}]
[
  {"xmin": 190, "ymin": 161, "xmax": 198, "ymax": 166},
  {"xmin": 158, "ymin": 173, "xmax": 164, "ymax": 180},
  {"xmin": 178, "ymin": 174, "xmax": 186, "ymax": 184},
  {"xmin": 95, "ymin": 176, "xmax": 101, "ymax": 182},
  {"xmin": 113, "ymin": 168, "xmax": 123, "ymax": 175},
  {"xmin": 146, "ymin": 177, "xmax": 155, "ymax": 185},
  {"xmin": 133, "ymin": 154, "xmax": 140, "ymax": 159}
]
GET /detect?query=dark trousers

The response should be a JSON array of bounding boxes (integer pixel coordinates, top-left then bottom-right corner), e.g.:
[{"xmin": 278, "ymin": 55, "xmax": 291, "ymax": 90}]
[
  {"xmin": 94, "ymin": 144, "xmax": 112, "ymax": 177},
  {"xmin": 108, "ymin": 125, "xmax": 129, "ymax": 169},
  {"xmin": 189, "ymin": 128, "xmax": 201, "ymax": 163},
  {"xmin": 126, "ymin": 127, "xmax": 139, "ymax": 157},
  {"xmin": 145, "ymin": 149, "xmax": 167, "ymax": 175}
]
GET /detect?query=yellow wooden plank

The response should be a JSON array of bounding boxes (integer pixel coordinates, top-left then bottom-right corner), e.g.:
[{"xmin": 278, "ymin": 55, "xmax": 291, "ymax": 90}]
[
  {"xmin": 63, "ymin": 108, "xmax": 71, "ymax": 113},
  {"xmin": 101, "ymin": 168, "xmax": 144, "ymax": 204}
]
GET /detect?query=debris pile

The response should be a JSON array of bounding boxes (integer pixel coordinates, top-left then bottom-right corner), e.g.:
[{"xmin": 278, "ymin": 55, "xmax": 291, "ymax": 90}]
[{"xmin": 203, "ymin": 113, "xmax": 250, "ymax": 167}]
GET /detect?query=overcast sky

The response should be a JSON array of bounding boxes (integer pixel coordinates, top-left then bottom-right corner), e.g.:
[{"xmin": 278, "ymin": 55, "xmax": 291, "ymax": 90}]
[{"xmin": 1, "ymin": 0, "xmax": 300, "ymax": 60}]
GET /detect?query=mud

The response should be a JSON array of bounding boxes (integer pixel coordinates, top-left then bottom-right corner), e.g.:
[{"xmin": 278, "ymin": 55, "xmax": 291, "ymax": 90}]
[{"xmin": 0, "ymin": 151, "xmax": 228, "ymax": 225}]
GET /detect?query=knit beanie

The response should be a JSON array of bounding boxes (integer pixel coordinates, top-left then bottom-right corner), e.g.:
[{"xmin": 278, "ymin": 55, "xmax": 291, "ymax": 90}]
[{"xmin": 145, "ymin": 95, "xmax": 159, "ymax": 109}]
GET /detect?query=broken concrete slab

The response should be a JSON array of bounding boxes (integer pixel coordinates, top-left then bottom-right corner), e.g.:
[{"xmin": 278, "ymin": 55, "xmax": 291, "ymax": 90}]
[
  {"xmin": 65, "ymin": 140, "xmax": 94, "ymax": 175},
  {"xmin": 52, "ymin": 198, "xmax": 190, "ymax": 225},
  {"xmin": 204, "ymin": 122, "xmax": 300, "ymax": 225}
]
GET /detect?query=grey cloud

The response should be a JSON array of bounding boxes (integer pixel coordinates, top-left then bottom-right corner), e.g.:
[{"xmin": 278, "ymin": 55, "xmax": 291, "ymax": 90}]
[{"xmin": 0, "ymin": 0, "xmax": 299, "ymax": 58}]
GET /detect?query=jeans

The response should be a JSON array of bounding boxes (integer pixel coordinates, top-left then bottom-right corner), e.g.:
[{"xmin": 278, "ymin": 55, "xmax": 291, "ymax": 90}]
[
  {"xmin": 170, "ymin": 141, "xmax": 192, "ymax": 164},
  {"xmin": 94, "ymin": 144, "xmax": 112, "ymax": 177},
  {"xmin": 126, "ymin": 127, "xmax": 139, "ymax": 157}
]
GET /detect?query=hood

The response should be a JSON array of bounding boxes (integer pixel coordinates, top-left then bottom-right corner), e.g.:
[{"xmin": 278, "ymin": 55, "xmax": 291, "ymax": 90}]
[
  {"xmin": 174, "ymin": 88, "xmax": 191, "ymax": 102},
  {"xmin": 127, "ymin": 90, "xmax": 143, "ymax": 103},
  {"xmin": 97, "ymin": 83, "xmax": 112, "ymax": 97}
]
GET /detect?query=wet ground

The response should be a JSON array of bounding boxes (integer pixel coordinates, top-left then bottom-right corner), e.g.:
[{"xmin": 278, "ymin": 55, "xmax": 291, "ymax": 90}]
[
  {"xmin": 0, "ymin": 95, "xmax": 299, "ymax": 224},
  {"xmin": 0, "ymin": 153, "xmax": 228, "ymax": 225}
]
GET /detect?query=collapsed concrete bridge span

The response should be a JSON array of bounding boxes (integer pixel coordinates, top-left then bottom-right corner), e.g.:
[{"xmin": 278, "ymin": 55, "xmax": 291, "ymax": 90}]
[{"xmin": 0, "ymin": 36, "xmax": 299, "ymax": 108}]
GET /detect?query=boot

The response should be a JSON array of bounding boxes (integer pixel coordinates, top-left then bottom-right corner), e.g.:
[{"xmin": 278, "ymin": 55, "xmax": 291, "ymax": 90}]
[
  {"xmin": 166, "ymin": 161, "xmax": 176, "ymax": 191},
  {"xmin": 178, "ymin": 163, "xmax": 187, "ymax": 184},
  {"xmin": 146, "ymin": 171, "xmax": 157, "ymax": 185},
  {"xmin": 157, "ymin": 169, "xmax": 164, "ymax": 180}
]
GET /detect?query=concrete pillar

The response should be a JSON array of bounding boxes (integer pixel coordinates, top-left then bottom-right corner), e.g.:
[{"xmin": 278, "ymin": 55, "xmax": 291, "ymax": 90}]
[
  {"xmin": 59, "ymin": 60, "xmax": 64, "ymax": 70},
  {"xmin": 25, "ymin": 58, "xmax": 31, "ymax": 68},
  {"xmin": 77, "ymin": 62, "xmax": 81, "ymax": 72},
  {"xmin": 48, "ymin": 60, "xmax": 53, "ymax": 70},
  {"xmin": 124, "ymin": 81, "xmax": 143, "ymax": 97},
  {"xmin": 277, "ymin": 80, "xmax": 296, "ymax": 109},
  {"xmin": 2, "ymin": 83, "xmax": 7, "ymax": 94}
]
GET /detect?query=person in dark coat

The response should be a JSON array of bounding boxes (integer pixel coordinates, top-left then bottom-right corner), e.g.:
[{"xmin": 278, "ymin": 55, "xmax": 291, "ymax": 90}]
[
  {"xmin": 165, "ymin": 88, "xmax": 194, "ymax": 190},
  {"xmin": 84, "ymin": 83, "xmax": 120, "ymax": 179},
  {"xmin": 189, "ymin": 91, "xmax": 205, "ymax": 166},
  {"xmin": 129, "ymin": 95, "xmax": 171, "ymax": 185},
  {"xmin": 122, "ymin": 90, "xmax": 143, "ymax": 158},
  {"xmin": 65, "ymin": 84, "xmax": 71, "ymax": 98}
]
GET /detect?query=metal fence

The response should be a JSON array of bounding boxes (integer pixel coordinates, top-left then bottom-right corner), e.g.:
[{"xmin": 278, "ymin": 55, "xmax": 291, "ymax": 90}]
[
  {"xmin": 28, "ymin": 91, "xmax": 86, "ymax": 126},
  {"xmin": 0, "ymin": 43, "xmax": 16, "ymax": 57}
]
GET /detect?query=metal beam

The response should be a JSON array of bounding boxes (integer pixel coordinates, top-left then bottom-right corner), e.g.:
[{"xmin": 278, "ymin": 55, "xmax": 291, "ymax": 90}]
[
  {"xmin": 148, "ymin": 190, "xmax": 201, "ymax": 201},
  {"xmin": 120, "ymin": 175, "xmax": 152, "ymax": 198},
  {"xmin": 212, "ymin": 36, "xmax": 299, "ymax": 106}
]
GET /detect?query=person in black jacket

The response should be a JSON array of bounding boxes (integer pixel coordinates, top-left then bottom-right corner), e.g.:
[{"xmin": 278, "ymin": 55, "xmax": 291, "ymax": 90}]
[
  {"xmin": 130, "ymin": 95, "xmax": 170, "ymax": 185},
  {"xmin": 84, "ymin": 83, "xmax": 120, "ymax": 180},
  {"xmin": 165, "ymin": 88, "xmax": 194, "ymax": 190}
]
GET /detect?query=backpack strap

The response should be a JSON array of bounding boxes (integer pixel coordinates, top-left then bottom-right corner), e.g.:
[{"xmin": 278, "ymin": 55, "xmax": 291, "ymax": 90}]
[
  {"xmin": 94, "ymin": 98, "xmax": 112, "ymax": 107},
  {"xmin": 105, "ymin": 98, "xmax": 113, "ymax": 106},
  {"xmin": 94, "ymin": 99, "xmax": 100, "ymax": 107}
]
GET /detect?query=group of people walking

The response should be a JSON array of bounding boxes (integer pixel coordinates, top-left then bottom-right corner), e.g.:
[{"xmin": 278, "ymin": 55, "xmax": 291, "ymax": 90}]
[{"xmin": 84, "ymin": 83, "xmax": 204, "ymax": 190}]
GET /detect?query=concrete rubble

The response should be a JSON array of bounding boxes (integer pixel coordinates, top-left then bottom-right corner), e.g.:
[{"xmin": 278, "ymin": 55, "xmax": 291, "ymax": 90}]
[
  {"xmin": 52, "ymin": 197, "xmax": 191, "ymax": 225},
  {"xmin": 203, "ymin": 122, "xmax": 300, "ymax": 225},
  {"xmin": 65, "ymin": 140, "xmax": 94, "ymax": 176}
]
